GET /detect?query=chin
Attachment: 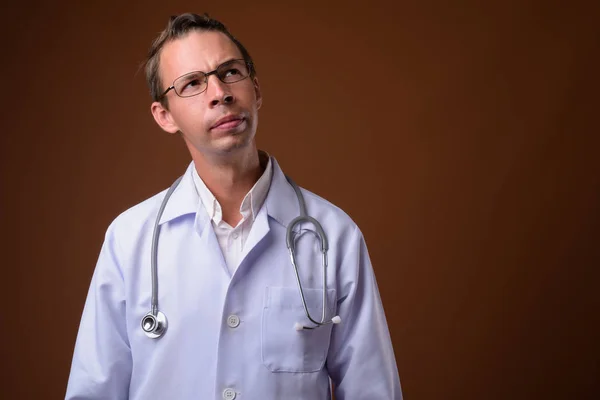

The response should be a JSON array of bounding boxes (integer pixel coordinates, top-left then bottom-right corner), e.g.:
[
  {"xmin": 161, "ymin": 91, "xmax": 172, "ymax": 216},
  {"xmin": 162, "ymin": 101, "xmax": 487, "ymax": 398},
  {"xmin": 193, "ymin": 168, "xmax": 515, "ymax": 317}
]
[
  {"xmin": 185, "ymin": 126, "xmax": 256, "ymax": 158},
  {"xmin": 213, "ymin": 133, "xmax": 254, "ymax": 154}
]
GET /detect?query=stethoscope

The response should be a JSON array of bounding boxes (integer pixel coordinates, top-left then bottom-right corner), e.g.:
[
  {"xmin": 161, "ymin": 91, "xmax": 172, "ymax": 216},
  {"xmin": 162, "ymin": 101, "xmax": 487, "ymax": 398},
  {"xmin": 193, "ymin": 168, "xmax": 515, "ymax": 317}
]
[{"xmin": 141, "ymin": 173, "xmax": 341, "ymax": 339}]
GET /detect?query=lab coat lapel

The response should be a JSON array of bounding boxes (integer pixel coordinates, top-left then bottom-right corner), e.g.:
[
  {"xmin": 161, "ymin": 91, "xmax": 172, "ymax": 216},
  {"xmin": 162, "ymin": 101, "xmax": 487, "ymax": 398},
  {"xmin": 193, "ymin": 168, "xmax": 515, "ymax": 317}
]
[
  {"xmin": 235, "ymin": 157, "xmax": 301, "ymax": 271},
  {"xmin": 198, "ymin": 214, "xmax": 231, "ymax": 278},
  {"xmin": 236, "ymin": 204, "xmax": 270, "ymax": 271},
  {"xmin": 155, "ymin": 162, "xmax": 230, "ymax": 277},
  {"xmin": 191, "ymin": 178, "xmax": 231, "ymax": 277}
]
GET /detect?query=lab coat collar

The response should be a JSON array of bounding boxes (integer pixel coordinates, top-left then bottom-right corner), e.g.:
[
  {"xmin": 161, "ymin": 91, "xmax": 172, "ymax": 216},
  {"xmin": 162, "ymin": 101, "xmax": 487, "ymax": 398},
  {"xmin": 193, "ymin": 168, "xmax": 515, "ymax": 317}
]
[
  {"xmin": 157, "ymin": 162, "xmax": 203, "ymax": 225},
  {"xmin": 264, "ymin": 157, "xmax": 300, "ymax": 228},
  {"xmin": 157, "ymin": 155, "xmax": 300, "ymax": 230}
]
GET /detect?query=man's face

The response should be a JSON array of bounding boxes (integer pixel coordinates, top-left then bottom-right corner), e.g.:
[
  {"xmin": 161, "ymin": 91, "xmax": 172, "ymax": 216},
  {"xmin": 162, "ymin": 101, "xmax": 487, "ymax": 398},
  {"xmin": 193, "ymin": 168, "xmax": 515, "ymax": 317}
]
[{"xmin": 151, "ymin": 30, "xmax": 262, "ymax": 159}]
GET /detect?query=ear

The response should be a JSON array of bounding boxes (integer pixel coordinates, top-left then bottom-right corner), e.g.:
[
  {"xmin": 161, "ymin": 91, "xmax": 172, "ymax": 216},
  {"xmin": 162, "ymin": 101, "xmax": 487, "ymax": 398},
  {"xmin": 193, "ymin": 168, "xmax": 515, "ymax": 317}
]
[
  {"xmin": 151, "ymin": 101, "xmax": 180, "ymax": 134},
  {"xmin": 253, "ymin": 77, "xmax": 262, "ymax": 110}
]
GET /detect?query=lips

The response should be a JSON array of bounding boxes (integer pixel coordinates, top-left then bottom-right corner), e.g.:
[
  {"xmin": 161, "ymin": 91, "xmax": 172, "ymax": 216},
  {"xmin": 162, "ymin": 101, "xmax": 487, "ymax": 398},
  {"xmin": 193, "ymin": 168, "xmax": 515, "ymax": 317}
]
[{"xmin": 211, "ymin": 115, "xmax": 244, "ymax": 130}]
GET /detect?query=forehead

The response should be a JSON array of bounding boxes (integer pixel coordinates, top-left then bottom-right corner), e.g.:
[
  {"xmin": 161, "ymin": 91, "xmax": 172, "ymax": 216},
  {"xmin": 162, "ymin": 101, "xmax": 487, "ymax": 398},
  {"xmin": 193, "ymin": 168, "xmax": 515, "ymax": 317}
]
[{"xmin": 159, "ymin": 30, "xmax": 243, "ymax": 84}]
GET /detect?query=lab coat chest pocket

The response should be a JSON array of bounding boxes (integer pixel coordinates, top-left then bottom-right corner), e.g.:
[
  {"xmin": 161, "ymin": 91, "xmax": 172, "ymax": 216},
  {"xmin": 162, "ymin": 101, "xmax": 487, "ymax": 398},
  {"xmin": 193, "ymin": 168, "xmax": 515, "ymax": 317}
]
[{"xmin": 261, "ymin": 286, "xmax": 336, "ymax": 373}]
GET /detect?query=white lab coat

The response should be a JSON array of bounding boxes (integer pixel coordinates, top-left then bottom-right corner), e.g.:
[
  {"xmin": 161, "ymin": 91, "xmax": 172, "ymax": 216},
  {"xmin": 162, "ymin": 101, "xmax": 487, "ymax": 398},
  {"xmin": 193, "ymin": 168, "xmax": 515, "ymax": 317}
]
[{"xmin": 66, "ymin": 157, "xmax": 402, "ymax": 399}]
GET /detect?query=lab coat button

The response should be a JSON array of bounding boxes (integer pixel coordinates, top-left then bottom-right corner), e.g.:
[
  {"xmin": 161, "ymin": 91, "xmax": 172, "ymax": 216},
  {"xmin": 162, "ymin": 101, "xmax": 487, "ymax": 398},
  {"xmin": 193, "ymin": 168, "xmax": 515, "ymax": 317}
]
[
  {"xmin": 223, "ymin": 388, "xmax": 236, "ymax": 399},
  {"xmin": 227, "ymin": 315, "xmax": 240, "ymax": 328}
]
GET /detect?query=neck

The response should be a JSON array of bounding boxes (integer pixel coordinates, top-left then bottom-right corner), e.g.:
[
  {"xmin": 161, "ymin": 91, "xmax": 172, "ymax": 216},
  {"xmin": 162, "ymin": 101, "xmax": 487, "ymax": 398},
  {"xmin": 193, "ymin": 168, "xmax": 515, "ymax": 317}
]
[{"xmin": 193, "ymin": 144, "xmax": 263, "ymax": 226}]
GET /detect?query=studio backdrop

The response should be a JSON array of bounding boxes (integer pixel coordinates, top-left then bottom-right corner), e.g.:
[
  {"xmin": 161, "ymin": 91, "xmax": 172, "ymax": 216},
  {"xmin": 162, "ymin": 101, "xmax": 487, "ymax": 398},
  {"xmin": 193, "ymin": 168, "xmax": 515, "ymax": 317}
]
[{"xmin": 1, "ymin": 1, "xmax": 598, "ymax": 399}]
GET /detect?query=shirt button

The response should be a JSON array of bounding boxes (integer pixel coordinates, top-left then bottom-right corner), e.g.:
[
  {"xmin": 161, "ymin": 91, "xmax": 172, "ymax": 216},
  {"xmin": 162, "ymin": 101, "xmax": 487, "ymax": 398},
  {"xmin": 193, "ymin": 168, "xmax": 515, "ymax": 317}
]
[
  {"xmin": 227, "ymin": 315, "xmax": 240, "ymax": 328},
  {"xmin": 223, "ymin": 388, "xmax": 236, "ymax": 400},
  {"xmin": 232, "ymin": 232, "xmax": 239, "ymax": 239}
]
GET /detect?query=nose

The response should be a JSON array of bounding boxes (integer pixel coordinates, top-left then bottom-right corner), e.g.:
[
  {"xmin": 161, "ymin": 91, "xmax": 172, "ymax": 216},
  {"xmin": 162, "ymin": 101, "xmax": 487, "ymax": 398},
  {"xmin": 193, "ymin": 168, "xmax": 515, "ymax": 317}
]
[{"xmin": 207, "ymin": 75, "xmax": 234, "ymax": 107}]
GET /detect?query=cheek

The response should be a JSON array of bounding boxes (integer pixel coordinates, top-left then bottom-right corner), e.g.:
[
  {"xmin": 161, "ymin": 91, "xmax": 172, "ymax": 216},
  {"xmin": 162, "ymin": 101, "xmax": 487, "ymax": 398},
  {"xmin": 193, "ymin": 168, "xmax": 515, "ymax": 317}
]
[{"xmin": 171, "ymin": 100, "xmax": 208, "ymax": 133}]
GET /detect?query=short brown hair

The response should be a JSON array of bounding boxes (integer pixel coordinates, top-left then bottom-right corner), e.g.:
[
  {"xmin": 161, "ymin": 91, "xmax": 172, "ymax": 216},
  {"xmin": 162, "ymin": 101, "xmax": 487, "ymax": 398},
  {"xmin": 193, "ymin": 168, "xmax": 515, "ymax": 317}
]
[{"xmin": 144, "ymin": 13, "xmax": 256, "ymax": 106}]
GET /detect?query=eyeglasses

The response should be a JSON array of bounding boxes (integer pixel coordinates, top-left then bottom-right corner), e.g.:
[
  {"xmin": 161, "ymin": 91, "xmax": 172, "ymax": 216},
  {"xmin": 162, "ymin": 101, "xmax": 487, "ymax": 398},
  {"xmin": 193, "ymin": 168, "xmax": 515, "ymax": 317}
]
[{"xmin": 160, "ymin": 59, "xmax": 251, "ymax": 99}]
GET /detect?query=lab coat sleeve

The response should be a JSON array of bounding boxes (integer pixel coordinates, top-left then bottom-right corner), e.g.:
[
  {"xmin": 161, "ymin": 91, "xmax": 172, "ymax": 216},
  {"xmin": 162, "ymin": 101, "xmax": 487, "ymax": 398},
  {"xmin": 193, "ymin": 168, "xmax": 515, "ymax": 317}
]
[
  {"xmin": 327, "ymin": 226, "xmax": 403, "ymax": 399},
  {"xmin": 65, "ymin": 223, "xmax": 132, "ymax": 399}
]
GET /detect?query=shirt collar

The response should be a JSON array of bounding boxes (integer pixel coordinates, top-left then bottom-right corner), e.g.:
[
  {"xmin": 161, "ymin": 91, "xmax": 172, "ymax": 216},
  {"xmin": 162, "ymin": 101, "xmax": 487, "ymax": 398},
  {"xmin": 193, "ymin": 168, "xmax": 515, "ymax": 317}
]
[{"xmin": 191, "ymin": 151, "xmax": 273, "ymax": 225}]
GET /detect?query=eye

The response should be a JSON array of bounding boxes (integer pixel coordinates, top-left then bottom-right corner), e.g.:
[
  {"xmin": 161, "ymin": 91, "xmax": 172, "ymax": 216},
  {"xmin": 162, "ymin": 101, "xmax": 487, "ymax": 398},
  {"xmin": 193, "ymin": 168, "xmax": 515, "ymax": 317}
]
[
  {"xmin": 224, "ymin": 68, "xmax": 241, "ymax": 77},
  {"xmin": 184, "ymin": 78, "xmax": 201, "ymax": 89},
  {"xmin": 176, "ymin": 73, "xmax": 205, "ymax": 95}
]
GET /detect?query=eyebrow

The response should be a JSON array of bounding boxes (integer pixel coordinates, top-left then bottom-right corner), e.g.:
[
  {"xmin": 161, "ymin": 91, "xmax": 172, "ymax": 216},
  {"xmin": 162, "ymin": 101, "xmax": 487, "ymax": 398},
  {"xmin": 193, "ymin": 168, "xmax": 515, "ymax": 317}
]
[
  {"xmin": 196, "ymin": 57, "xmax": 240, "ymax": 74},
  {"xmin": 171, "ymin": 58, "xmax": 241, "ymax": 83}
]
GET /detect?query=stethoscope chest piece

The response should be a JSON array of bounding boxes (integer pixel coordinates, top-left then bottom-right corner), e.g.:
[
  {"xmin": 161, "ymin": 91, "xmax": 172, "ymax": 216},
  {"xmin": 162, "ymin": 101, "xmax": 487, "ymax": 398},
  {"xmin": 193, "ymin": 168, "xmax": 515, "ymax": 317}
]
[{"xmin": 141, "ymin": 311, "xmax": 168, "ymax": 339}]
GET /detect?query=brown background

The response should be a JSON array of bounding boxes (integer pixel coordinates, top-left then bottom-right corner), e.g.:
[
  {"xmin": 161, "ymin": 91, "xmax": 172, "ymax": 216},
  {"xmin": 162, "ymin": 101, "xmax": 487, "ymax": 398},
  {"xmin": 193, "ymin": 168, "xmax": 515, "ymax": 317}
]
[{"xmin": 1, "ymin": 0, "xmax": 599, "ymax": 399}]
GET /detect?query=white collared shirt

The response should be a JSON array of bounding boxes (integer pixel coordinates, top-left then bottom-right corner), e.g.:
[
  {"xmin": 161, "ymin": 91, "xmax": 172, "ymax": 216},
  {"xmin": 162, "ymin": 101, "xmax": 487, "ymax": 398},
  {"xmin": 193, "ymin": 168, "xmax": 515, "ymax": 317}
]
[{"xmin": 191, "ymin": 153, "xmax": 273, "ymax": 275}]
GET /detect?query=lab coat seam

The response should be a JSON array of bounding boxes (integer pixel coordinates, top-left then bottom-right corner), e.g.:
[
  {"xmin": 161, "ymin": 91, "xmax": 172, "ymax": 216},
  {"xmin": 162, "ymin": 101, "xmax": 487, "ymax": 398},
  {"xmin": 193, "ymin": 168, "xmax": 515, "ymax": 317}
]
[
  {"xmin": 336, "ymin": 224, "xmax": 360, "ymax": 299},
  {"xmin": 111, "ymin": 222, "xmax": 135, "ymax": 350},
  {"xmin": 297, "ymin": 187, "xmax": 358, "ymax": 225},
  {"xmin": 325, "ymin": 224, "xmax": 359, "ymax": 369}
]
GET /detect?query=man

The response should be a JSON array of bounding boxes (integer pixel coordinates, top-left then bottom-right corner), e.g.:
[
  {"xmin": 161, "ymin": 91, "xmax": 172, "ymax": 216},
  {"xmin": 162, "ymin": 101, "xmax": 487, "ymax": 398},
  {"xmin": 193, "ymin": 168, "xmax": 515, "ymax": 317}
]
[{"xmin": 66, "ymin": 13, "xmax": 402, "ymax": 399}]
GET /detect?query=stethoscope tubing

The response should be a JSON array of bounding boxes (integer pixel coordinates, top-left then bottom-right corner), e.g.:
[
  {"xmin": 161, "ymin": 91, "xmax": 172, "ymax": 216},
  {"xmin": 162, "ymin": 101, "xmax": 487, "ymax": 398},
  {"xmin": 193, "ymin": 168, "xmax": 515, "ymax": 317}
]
[{"xmin": 142, "ymin": 172, "xmax": 338, "ymax": 338}]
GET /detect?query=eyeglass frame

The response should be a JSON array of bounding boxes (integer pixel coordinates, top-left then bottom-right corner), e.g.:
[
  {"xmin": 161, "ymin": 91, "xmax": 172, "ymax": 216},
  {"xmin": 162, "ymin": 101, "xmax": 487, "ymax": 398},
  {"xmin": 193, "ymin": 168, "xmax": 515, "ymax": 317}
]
[{"xmin": 159, "ymin": 58, "xmax": 254, "ymax": 100}]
